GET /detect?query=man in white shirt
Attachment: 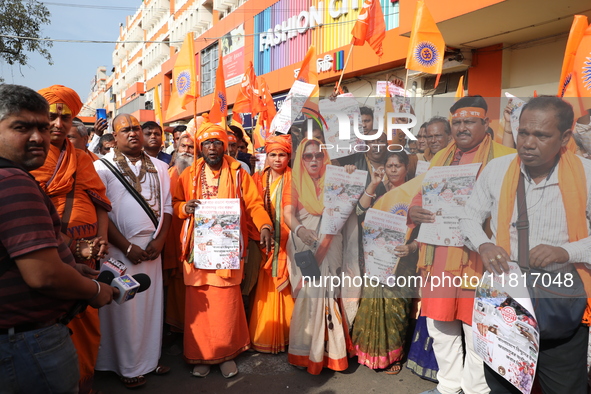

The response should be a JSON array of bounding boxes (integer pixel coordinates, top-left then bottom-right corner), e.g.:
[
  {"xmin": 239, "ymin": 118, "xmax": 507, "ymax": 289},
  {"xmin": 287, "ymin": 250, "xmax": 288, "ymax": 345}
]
[{"xmin": 460, "ymin": 96, "xmax": 591, "ymax": 393}]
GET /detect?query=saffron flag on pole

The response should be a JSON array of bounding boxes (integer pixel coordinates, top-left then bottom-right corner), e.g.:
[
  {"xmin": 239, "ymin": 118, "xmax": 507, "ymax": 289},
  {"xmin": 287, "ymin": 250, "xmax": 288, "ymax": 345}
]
[
  {"xmin": 233, "ymin": 61, "xmax": 259, "ymax": 115},
  {"xmin": 351, "ymin": 0, "xmax": 386, "ymax": 57},
  {"xmin": 154, "ymin": 85, "xmax": 164, "ymax": 126},
  {"xmin": 167, "ymin": 33, "xmax": 197, "ymax": 121},
  {"xmin": 297, "ymin": 46, "xmax": 318, "ymax": 87},
  {"xmin": 209, "ymin": 47, "xmax": 228, "ymax": 127},
  {"xmin": 406, "ymin": 0, "xmax": 445, "ymax": 76},
  {"xmin": 252, "ymin": 77, "xmax": 276, "ymax": 150},
  {"xmin": 455, "ymin": 75, "xmax": 465, "ymax": 99},
  {"xmin": 558, "ymin": 15, "xmax": 588, "ymax": 97}
]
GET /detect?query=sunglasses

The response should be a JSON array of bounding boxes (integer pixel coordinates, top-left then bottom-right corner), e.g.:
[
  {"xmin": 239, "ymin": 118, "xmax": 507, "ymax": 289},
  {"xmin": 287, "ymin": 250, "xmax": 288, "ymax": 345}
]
[
  {"xmin": 302, "ymin": 152, "xmax": 325, "ymax": 162},
  {"xmin": 202, "ymin": 140, "xmax": 224, "ymax": 148}
]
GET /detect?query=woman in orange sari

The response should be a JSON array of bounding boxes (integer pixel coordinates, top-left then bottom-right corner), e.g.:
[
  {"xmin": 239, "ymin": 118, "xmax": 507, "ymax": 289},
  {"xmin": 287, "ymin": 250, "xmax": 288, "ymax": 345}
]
[{"xmin": 249, "ymin": 134, "xmax": 294, "ymax": 353}]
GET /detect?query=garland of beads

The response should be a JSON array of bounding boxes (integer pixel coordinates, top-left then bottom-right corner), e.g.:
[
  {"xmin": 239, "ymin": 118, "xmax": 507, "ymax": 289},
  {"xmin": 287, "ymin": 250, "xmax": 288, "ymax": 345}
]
[{"xmin": 200, "ymin": 167, "xmax": 221, "ymax": 199}]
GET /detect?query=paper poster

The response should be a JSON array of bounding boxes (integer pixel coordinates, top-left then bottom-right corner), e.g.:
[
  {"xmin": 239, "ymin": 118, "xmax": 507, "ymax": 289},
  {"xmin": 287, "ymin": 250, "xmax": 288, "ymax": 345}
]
[
  {"xmin": 415, "ymin": 160, "xmax": 430, "ymax": 176},
  {"xmin": 505, "ymin": 93, "xmax": 526, "ymax": 145},
  {"xmin": 374, "ymin": 81, "xmax": 412, "ymax": 132},
  {"xmin": 193, "ymin": 198, "xmax": 241, "ymax": 270},
  {"xmin": 473, "ymin": 262, "xmax": 539, "ymax": 394},
  {"xmin": 221, "ymin": 24, "xmax": 245, "ymax": 87},
  {"xmin": 318, "ymin": 95, "xmax": 362, "ymax": 159},
  {"xmin": 320, "ymin": 165, "xmax": 367, "ymax": 235},
  {"xmin": 270, "ymin": 81, "xmax": 316, "ymax": 135},
  {"xmin": 417, "ymin": 163, "xmax": 481, "ymax": 247},
  {"xmin": 254, "ymin": 153, "xmax": 266, "ymax": 173},
  {"xmin": 362, "ymin": 209, "xmax": 408, "ymax": 284}
]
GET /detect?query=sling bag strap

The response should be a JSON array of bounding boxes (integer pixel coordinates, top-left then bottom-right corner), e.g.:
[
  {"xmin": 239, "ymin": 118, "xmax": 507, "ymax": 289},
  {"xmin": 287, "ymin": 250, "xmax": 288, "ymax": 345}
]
[
  {"xmin": 100, "ymin": 158, "xmax": 159, "ymax": 228},
  {"xmin": 516, "ymin": 172, "xmax": 530, "ymax": 270},
  {"xmin": 60, "ymin": 172, "xmax": 77, "ymax": 235}
]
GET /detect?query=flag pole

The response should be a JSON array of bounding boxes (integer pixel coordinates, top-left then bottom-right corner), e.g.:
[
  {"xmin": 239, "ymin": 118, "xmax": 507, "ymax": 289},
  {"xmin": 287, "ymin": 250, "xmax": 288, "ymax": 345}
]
[
  {"xmin": 334, "ymin": 39, "xmax": 355, "ymax": 95},
  {"xmin": 403, "ymin": 69, "xmax": 409, "ymax": 98}
]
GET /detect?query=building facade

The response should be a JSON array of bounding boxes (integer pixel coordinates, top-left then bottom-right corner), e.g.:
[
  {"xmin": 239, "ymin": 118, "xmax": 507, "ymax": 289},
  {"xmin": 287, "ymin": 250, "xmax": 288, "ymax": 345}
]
[{"xmin": 85, "ymin": 0, "xmax": 591, "ymax": 134}]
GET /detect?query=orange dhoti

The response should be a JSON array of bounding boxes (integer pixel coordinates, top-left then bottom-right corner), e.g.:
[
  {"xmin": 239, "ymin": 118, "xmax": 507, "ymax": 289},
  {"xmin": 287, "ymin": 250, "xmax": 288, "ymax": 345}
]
[
  {"xmin": 184, "ymin": 285, "xmax": 250, "ymax": 364},
  {"xmin": 249, "ymin": 267, "xmax": 294, "ymax": 353}
]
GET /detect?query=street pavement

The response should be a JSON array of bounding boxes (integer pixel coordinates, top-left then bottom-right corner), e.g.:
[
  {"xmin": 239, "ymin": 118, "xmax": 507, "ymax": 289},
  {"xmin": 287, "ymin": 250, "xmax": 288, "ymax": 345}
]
[{"xmin": 93, "ymin": 336, "xmax": 437, "ymax": 393}]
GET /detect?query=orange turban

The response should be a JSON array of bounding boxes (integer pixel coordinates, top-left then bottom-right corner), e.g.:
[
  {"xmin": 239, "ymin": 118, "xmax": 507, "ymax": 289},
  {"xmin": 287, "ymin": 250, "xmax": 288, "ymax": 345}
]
[
  {"xmin": 196, "ymin": 122, "xmax": 229, "ymax": 150},
  {"xmin": 227, "ymin": 132, "xmax": 238, "ymax": 144},
  {"xmin": 265, "ymin": 134, "xmax": 292, "ymax": 155},
  {"xmin": 38, "ymin": 85, "xmax": 83, "ymax": 117}
]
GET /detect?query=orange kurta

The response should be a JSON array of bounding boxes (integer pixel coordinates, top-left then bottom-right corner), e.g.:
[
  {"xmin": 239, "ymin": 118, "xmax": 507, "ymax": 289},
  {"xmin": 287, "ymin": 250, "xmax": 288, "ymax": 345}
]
[
  {"xmin": 30, "ymin": 139, "xmax": 111, "ymax": 392},
  {"xmin": 409, "ymin": 136, "xmax": 515, "ymax": 324},
  {"xmin": 172, "ymin": 155, "xmax": 272, "ymax": 363},
  {"xmin": 249, "ymin": 168, "xmax": 294, "ymax": 353}
]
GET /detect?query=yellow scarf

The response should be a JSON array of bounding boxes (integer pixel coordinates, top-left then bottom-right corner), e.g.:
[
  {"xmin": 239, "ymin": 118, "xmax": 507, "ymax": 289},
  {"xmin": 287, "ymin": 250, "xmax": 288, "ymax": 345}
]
[{"xmin": 497, "ymin": 149, "xmax": 591, "ymax": 325}]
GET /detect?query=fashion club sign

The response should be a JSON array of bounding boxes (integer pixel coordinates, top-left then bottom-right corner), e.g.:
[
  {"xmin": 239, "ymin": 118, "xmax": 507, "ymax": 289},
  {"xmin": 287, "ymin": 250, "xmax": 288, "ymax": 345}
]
[{"xmin": 258, "ymin": 0, "xmax": 361, "ymax": 52}]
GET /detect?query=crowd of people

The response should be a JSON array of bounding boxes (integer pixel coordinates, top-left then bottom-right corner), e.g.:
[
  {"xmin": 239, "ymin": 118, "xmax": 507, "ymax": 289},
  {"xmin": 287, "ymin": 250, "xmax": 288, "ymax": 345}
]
[{"xmin": 1, "ymin": 82, "xmax": 591, "ymax": 394}]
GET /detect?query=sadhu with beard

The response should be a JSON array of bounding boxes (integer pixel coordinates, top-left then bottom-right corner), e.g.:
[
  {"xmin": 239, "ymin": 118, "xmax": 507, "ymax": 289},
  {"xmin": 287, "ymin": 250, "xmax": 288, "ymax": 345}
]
[
  {"xmin": 163, "ymin": 132, "xmax": 195, "ymax": 332},
  {"xmin": 173, "ymin": 123, "xmax": 272, "ymax": 378}
]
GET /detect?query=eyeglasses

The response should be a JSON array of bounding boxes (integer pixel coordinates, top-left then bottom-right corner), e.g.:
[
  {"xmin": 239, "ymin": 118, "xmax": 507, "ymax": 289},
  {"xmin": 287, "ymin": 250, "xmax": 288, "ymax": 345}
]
[
  {"xmin": 202, "ymin": 140, "xmax": 224, "ymax": 148},
  {"xmin": 302, "ymin": 152, "xmax": 325, "ymax": 162}
]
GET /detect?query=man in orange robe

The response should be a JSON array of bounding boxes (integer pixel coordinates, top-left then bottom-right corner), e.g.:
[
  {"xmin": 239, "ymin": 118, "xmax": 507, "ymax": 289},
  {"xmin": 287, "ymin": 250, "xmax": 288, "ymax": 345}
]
[
  {"xmin": 32, "ymin": 85, "xmax": 111, "ymax": 394},
  {"xmin": 163, "ymin": 132, "xmax": 195, "ymax": 332},
  {"xmin": 409, "ymin": 96, "xmax": 514, "ymax": 394},
  {"xmin": 173, "ymin": 123, "xmax": 272, "ymax": 378}
]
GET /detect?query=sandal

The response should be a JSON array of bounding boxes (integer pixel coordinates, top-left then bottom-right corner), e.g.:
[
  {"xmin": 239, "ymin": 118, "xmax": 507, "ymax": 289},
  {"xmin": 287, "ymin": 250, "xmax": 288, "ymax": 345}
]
[
  {"xmin": 220, "ymin": 360, "xmax": 238, "ymax": 378},
  {"xmin": 385, "ymin": 362, "xmax": 403, "ymax": 375},
  {"xmin": 120, "ymin": 375, "xmax": 146, "ymax": 389},
  {"xmin": 152, "ymin": 365, "xmax": 170, "ymax": 375},
  {"xmin": 191, "ymin": 364, "xmax": 211, "ymax": 378}
]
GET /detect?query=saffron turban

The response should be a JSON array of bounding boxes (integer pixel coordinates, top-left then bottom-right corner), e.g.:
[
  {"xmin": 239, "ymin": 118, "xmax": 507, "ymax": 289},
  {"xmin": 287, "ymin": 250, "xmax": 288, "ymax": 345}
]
[
  {"xmin": 38, "ymin": 85, "xmax": 83, "ymax": 117},
  {"xmin": 227, "ymin": 132, "xmax": 238, "ymax": 144},
  {"xmin": 265, "ymin": 134, "xmax": 292, "ymax": 155},
  {"xmin": 196, "ymin": 122, "xmax": 228, "ymax": 150}
]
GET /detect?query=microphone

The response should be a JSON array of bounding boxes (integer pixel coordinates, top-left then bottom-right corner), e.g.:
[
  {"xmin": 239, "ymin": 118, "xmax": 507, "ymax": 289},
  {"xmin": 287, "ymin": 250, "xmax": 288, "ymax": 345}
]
[
  {"xmin": 111, "ymin": 273, "xmax": 151, "ymax": 304},
  {"xmin": 100, "ymin": 258, "xmax": 127, "ymax": 277}
]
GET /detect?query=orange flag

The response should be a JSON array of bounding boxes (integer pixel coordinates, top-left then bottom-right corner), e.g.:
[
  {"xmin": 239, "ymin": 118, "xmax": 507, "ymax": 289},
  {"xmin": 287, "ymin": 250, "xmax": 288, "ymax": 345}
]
[
  {"xmin": 233, "ymin": 61, "xmax": 259, "ymax": 115},
  {"xmin": 167, "ymin": 33, "xmax": 197, "ymax": 121},
  {"xmin": 252, "ymin": 77, "xmax": 276, "ymax": 150},
  {"xmin": 296, "ymin": 46, "xmax": 318, "ymax": 87},
  {"xmin": 558, "ymin": 15, "xmax": 588, "ymax": 97},
  {"xmin": 406, "ymin": 0, "xmax": 445, "ymax": 76},
  {"xmin": 455, "ymin": 75, "xmax": 464, "ymax": 99},
  {"xmin": 154, "ymin": 85, "xmax": 164, "ymax": 126},
  {"xmin": 259, "ymin": 77, "xmax": 276, "ymax": 121},
  {"xmin": 351, "ymin": 0, "xmax": 386, "ymax": 57},
  {"xmin": 209, "ymin": 48, "xmax": 228, "ymax": 126},
  {"xmin": 572, "ymin": 24, "xmax": 591, "ymax": 98}
]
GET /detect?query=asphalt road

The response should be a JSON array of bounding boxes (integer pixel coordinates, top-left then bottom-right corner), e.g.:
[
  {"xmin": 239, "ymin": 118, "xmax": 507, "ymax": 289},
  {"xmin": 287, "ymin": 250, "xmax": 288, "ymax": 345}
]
[{"xmin": 93, "ymin": 337, "xmax": 437, "ymax": 394}]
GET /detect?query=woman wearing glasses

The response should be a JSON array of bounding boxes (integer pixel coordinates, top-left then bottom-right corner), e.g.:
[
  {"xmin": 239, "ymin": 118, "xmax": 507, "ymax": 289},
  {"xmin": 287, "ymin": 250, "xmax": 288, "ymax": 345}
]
[{"xmin": 285, "ymin": 138, "xmax": 359, "ymax": 375}]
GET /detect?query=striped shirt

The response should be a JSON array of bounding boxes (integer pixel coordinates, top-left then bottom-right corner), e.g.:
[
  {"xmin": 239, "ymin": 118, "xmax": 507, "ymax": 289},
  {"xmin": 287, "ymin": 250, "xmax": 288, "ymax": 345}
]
[
  {"xmin": 460, "ymin": 153, "xmax": 591, "ymax": 273},
  {"xmin": 0, "ymin": 167, "xmax": 75, "ymax": 328}
]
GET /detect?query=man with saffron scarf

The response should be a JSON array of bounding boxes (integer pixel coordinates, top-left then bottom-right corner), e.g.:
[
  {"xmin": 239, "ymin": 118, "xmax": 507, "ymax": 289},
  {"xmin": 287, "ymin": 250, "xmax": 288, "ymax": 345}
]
[
  {"xmin": 409, "ymin": 96, "xmax": 515, "ymax": 394},
  {"xmin": 94, "ymin": 113, "xmax": 172, "ymax": 389},
  {"xmin": 33, "ymin": 85, "xmax": 112, "ymax": 394},
  {"xmin": 249, "ymin": 134, "xmax": 294, "ymax": 353},
  {"xmin": 461, "ymin": 96, "xmax": 591, "ymax": 393},
  {"xmin": 173, "ymin": 123, "xmax": 272, "ymax": 379}
]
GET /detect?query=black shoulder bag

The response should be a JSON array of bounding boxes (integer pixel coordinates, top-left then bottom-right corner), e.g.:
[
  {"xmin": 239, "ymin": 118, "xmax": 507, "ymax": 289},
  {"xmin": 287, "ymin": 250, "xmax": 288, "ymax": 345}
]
[{"xmin": 517, "ymin": 172, "xmax": 587, "ymax": 339}]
